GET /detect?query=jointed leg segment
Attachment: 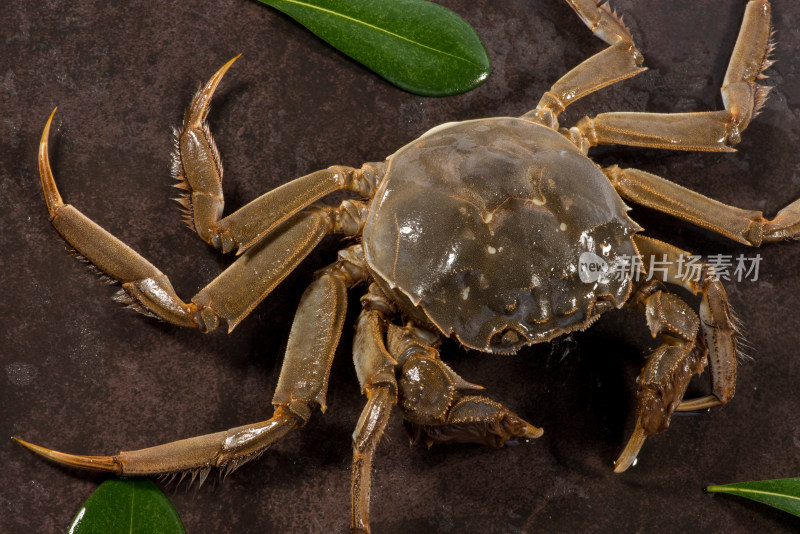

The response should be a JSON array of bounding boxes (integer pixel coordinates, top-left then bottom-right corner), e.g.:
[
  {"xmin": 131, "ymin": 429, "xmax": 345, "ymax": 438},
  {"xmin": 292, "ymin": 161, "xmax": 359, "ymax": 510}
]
[
  {"xmin": 173, "ymin": 56, "xmax": 383, "ymax": 255},
  {"xmin": 14, "ymin": 410, "xmax": 300, "ymax": 482},
  {"xmin": 605, "ymin": 165, "xmax": 800, "ymax": 246},
  {"xmin": 615, "ymin": 280, "xmax": 707, "ymax": 472},
  {"xmin": 384, "ymin": 322, "xmax": 542, "ymax": 448},
  {"xmin": 636, "ymin": 236, "xmax": 739, "ymax": 410},
  {"xmin": 615, "ymin": 236, "xmax": 740, "ymax": 472},
  {"xmin": 524, "ymin": 0, "xmax": 645, "ymax": 129},
  {"xmin": 347, "ymin": 284, "xmax": 544, "ymax": 532},
  {"xmin": 30, "ymin": 57, "xmax": 397, "ymax": 531},
  {"xmin": 38, "ymin": 120, "xmax": 342, "ymax": 333},
  {"xmin": 15, "ymin": 246, "xmax": 367, "ymax": 482},
  {"xmin": 565, "ymin": 0, "xmax": 635, "ymax": 47},
  {"xmin": 350, "ymin": 297, "xmax": 399, "ymax": 533},
  {"xmin": 37, "ymin": 61, "xmax": 384, "ymax": 333},
  {"xmin": 573, "ymin": 0, "xmax": 774, "ymax": 151},
  {"xmin": 549, "ymin": 4, "xmax": 789, "ymax": 466}
]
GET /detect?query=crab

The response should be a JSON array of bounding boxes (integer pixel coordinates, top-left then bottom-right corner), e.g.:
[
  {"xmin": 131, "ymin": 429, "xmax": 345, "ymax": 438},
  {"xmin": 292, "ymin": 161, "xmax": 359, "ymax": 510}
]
[{"xmin": 14, "ymin": 0, "xmax": 800, "ymax": 531}]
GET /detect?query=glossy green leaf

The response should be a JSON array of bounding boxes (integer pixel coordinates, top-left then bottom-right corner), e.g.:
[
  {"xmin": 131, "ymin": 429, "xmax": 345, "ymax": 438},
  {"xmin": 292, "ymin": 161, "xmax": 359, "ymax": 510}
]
[
  {"xmin": 707, "ymin": 478, "xmax": 800, "ymax": 517},
  {"xmin": 68, "ymin": 478, "xmax": 185, "ymax": 534},
  {"xmin": 256, "ymin": 0, "xmax": 490, "ymax": 96}
]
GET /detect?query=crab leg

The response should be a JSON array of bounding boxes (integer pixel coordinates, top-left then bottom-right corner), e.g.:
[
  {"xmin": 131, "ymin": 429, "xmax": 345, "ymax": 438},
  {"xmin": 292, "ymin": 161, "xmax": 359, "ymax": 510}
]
[
  {"xmin": 525, "ymin": 1, "xmax": 645, "ymax": 128},
  {"xmin": 573, "ymin": 0, "xmax": 773, "ymax": 151},
  {"xmin": 604, "ymin": 165, "xmax": 800, "ymax": 246},
  {"xmin": 173, "ymin": 57, "xmax": 383, "ymax": 255},
  {"xmin": 564, "ymin": 0, "xmax": 635, "ymax": 47},
  {"xmin": 38, "ymin": 110, "xmax": 372, "ymax": 332},
  {"xmin": 351, "ymin": 386, "xmax": 394, "ymax": 534},
  {"xmin": 615, "ymin": 281, "xmax": 707, "ymax": 472},
  {"xmin": 349, "ymin": 289, "xmax": 543, "ymax": 532},
  {"xmin": 351, "ymin": 303, "xmax": 398, "ymax": 533},
  {"xmin": 15, "ymin": 251, "xmax": 363, "ymax": 480}
]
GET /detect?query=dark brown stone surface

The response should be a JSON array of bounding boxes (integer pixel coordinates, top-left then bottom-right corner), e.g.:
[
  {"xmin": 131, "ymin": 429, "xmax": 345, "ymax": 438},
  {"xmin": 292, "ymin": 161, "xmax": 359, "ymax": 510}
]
[{"xmin": 3, "ymin": 1, "xmax": 800, "ymax": 532}]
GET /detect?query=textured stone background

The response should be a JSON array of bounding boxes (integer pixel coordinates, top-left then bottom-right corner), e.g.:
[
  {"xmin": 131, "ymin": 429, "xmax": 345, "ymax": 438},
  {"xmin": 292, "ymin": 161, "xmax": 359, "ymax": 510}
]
[{"xmin": 3, "ymin": 1, "xmax": 800, "ymax": 532}]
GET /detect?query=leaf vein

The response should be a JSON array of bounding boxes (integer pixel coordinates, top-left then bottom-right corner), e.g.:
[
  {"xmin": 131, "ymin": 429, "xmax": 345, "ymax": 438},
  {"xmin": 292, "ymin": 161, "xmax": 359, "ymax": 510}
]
[
  {"xmin": 273, "ymin": 0, "xmax": 483, "ymax": 67},
  {"xmin": 711, "ymin": 486, "xmax": 800, "ymax": 502},
  {"xmin": 129, "ymin": 486, "xmax": 135, "ymax": 534}
]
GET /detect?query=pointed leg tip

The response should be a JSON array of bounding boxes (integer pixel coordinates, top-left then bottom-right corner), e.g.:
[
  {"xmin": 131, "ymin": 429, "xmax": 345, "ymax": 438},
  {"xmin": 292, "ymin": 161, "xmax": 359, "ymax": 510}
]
[
  {"xmin": 185, "ymin": 56, "xmax": 240, "ymax": 127},
  {"xmin": 612, "ymin": 460, "xmax": 630, "ymax": 474},
  {"xmin": 13, "ymin": 436, "xmax": 121, "ymax": 473},
  {"xmin": 12, "ymin": 435, "xmax": 45, "ymax": 454},
  {"xmin": 613, "ymin": 446, "xmax": 640, "ymax": 473},
  {"xmin": 523, "ymin": 423, "xmax": 544, "ymax": 439},
  {"xmin": 216, "ymin": 54, "xmax": 241, "ymax": 78},
  {"xmin": 37, "ymin": 107, "xmax": 64, "ymax": 217},
  {"xmin": 614, "ymin": 424, "xmax": 647, "ymax": 474},
  {"xmin": 40, "ymin": 107, "xmax": 57, "ymax": 145}
]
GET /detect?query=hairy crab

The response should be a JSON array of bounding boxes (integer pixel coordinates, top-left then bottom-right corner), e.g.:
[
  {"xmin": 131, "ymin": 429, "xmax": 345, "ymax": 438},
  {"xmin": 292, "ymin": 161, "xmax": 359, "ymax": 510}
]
[{"xmin": 14, "ymin": 0, "xmax": 800, "ymax": 532}]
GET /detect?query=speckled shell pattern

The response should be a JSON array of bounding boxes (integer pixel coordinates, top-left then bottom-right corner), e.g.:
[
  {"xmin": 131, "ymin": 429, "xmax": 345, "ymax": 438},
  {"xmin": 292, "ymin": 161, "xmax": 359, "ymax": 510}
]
[{"xmin": 363, "ymin": 118, "xmax": 641, "ymax": 353}]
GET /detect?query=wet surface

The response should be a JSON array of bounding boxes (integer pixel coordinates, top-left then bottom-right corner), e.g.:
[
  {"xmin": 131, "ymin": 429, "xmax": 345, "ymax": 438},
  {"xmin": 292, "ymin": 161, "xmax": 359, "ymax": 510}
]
[{"xmin": 3, "ymin": 1, "xmax": 800, "ymax": 532}]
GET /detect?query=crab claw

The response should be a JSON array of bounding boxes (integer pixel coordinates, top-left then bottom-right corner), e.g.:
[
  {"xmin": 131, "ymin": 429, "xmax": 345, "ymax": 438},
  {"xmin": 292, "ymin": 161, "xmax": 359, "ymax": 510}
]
[
  {"xmin": 12, "ymin": 437, "xmax": 121, "ymax": 473},
  {"xmin": 405, "ymin": 396, "xmax": 543, "ymax": 449}
]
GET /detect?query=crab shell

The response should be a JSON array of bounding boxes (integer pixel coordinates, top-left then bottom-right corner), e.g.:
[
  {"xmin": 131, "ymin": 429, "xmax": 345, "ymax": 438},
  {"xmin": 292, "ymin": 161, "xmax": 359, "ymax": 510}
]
[{"xmin": 363, "ymin": 117, "xmax": 641, "ymax": 354}]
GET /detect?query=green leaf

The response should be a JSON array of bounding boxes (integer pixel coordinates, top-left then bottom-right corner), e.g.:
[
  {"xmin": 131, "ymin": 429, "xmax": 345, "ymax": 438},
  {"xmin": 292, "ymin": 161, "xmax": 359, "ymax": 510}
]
[
  {"xmin": 68, "ymin": 478, "xmax": 185, "ymax": 534},
  {"xmin": 256, "ymin": 0, "xmax": 490, "ymax": 96},
  {"xmin": 707, "ymin": 478, "xmax": 800, "ymax": 517}
]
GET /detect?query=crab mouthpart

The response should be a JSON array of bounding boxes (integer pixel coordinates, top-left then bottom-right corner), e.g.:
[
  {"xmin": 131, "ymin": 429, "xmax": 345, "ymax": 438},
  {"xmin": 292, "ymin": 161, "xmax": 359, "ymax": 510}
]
[{"xmin": 489, "ymin": 326, "xmax": 529, "ymax": 353}]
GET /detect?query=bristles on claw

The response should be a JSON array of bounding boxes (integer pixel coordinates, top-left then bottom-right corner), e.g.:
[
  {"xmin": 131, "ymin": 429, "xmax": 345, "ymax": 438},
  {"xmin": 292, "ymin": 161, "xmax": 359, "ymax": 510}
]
[
  {"xmin": 158, "ymin": 472, "xmax": 178, "ymax": 485},
  {"xmin": 169, "ymin": 56, "xmax": 238, "ymax": 236},
  {"xmin": 729, "ymin": 307, "xmax": 754, "ymax": 362},
  {"xmin": 752, "ymin": 85, "xmax": 773, "ymax": 119},
  {"xmin": 222, "ymin": 449, "xmax": 266, "ymax": 482},
  {"xmin": 169, "ymin": 126, "xmax": 197, "ymax": 233},
  {"xmin": 597, "ymin": 0, "xmax": 627, "ymax": 28},
  {"xmin": 169, "ymin": 94, "xmax": 225, "ymax": 234},
  {"xmin": 112, "ymin": 288, "xmax": 161, "ymax": 320},
  {"xmin": 187, "ymin": 466, "xmax": 212, "ymax": 489},
  {"xmin": 761, "ymin": 30, "xmax": 777, "ymax": 75},
  {"xmin": 60, "ymin": 233, "xmax": 158, "ymax": 319},
  {"xmin": 752, "ymin": 30, "xmax": 776, "ymax": 118},
  {"xmin": 171, "ymin": 194, "xmax": 194, "ymax": 227},
  {"xmin": 172, "ymin": 196, "xmax": 192, "ymax": 209},
  {"xmin": 63, "ymin": 241, "xmax": 118, "ymax": 286},
  {"xmin": 201, "ymin": 121, "xmax": 223, "ymax": 185},
  {"xmin": 155, "ymin": 449, "xmax": 267, "ymax": 492}
]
